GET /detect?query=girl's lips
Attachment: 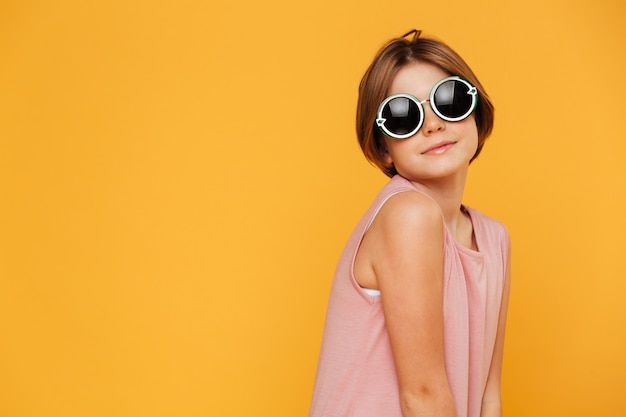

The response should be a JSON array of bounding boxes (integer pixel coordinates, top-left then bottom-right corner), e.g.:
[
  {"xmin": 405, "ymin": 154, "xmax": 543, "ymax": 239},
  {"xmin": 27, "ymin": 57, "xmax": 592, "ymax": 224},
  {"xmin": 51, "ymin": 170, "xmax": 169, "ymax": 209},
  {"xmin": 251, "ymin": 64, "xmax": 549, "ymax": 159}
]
[{"xmin": 422, "ymin": 141, "xmax": 455, "ymax": 155}]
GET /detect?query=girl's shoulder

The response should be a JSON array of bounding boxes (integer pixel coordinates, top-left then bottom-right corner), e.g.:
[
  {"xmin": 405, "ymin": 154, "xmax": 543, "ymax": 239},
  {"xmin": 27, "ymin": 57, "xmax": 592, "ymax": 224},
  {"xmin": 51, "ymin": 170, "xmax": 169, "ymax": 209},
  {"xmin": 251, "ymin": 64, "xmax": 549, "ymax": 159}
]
[
  {"xmin": 368, "ymin": 175, "xmax": 445, "ymax": 233},
  {"xmin": 375, "ymin": 175, "xmax": 439, "ymax": 209},
  {"xmin": 373, "ymin": 185, "xmax": 444, "ymax": 238}
]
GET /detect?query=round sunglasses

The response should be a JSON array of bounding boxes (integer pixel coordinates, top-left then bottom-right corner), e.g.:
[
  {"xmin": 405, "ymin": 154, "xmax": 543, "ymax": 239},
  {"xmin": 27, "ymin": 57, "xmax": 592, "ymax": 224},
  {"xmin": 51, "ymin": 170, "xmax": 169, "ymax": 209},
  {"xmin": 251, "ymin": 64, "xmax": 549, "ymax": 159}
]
[{"xmin": 375, "ymin": 76, "xmax": 478, "ymax": 139}]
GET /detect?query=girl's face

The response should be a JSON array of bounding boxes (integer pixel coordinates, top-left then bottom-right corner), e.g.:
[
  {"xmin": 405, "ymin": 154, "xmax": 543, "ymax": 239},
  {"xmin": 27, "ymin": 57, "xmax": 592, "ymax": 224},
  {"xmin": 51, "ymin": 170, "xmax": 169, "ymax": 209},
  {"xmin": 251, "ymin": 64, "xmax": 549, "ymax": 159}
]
[{"xmin": 383, "ymin": 62, "xmax": 479, "ymax": 183}]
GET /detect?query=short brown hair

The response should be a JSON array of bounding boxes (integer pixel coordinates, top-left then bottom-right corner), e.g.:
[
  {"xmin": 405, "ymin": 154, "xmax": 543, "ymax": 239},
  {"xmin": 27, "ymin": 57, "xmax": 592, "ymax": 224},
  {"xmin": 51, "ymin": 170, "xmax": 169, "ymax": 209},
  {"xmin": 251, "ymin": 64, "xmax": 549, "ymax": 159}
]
[{"xmin": 356, "ymin": 30, "xmax": 495, "ymax": 177}]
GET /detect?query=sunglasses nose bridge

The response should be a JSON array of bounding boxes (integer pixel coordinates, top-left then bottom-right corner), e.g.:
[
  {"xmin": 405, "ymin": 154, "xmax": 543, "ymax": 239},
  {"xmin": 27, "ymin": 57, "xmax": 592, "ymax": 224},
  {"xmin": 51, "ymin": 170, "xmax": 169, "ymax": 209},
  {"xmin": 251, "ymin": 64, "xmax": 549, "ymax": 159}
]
[
  {"xmin": 419, "ymin": 98, "xmax": 437, "ymax": 116},
  {"xmin": 419, "ymin": 98, "xmax": 447, "ymax": 133},
  {"xmin": 419, "ymin": 98, "xmax": 434, "ymax": 112}
]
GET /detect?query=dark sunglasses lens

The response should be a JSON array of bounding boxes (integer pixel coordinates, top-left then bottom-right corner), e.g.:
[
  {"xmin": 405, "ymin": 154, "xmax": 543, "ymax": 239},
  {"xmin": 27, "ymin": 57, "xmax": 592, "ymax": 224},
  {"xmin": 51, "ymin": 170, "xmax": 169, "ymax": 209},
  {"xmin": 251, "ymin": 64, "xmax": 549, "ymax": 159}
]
[
  {"xmin": 381, "ymin": 97, "xmax": 421, "ymax": 136},
  {"xmin": 433, "ymin": 80, "xmax": 473, "ymax": 118}
]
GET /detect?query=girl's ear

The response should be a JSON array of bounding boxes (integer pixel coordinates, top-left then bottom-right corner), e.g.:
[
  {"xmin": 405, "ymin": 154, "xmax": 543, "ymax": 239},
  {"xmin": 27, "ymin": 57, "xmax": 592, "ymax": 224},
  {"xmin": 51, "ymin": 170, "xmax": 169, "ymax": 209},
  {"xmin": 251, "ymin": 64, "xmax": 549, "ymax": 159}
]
[
  {"xmin": 384, "ymin": 148, "xmax": 393, "ymax": 166},
  {"xmin": 383, "ymin": 152, "xmax": 395, "ymax": 174},
  {"xmin": 379, "ymin": 137, "xmax": 394, "ymax": 173}
]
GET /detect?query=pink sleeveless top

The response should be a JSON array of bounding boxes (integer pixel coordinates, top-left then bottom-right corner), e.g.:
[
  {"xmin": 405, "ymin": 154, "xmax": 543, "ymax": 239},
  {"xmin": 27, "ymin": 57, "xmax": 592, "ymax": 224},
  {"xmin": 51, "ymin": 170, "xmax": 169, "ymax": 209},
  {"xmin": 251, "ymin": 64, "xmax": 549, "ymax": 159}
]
[{"xmin": 310, "ymin": 175, "xmax": 509, "ymax": 417}]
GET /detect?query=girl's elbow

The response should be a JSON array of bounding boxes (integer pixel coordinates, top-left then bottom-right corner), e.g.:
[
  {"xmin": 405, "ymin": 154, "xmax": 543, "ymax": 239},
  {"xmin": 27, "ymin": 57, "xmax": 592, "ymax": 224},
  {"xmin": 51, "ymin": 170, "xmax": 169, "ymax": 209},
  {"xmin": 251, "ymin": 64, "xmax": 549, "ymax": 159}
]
[{"xmin": 399, "ymin": 385, "xmax": 456, "ymax": 417}]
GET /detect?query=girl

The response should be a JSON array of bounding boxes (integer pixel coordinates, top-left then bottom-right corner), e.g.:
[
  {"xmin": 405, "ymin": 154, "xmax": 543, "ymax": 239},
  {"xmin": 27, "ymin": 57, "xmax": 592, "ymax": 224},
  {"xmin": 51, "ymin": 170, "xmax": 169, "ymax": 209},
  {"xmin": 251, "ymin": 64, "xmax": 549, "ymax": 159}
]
[{"xmin": 310, "ymin": 30, "xmax": 511, "ymax": 417}]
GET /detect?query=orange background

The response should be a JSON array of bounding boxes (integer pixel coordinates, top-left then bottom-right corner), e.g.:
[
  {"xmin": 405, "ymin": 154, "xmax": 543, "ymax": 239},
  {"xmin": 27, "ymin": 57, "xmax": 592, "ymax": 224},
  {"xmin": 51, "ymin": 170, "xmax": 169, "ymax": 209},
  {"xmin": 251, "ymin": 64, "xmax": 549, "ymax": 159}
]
[{"xmin": 1, "ymin": 1, "xmax": 625, "ymax": 416}]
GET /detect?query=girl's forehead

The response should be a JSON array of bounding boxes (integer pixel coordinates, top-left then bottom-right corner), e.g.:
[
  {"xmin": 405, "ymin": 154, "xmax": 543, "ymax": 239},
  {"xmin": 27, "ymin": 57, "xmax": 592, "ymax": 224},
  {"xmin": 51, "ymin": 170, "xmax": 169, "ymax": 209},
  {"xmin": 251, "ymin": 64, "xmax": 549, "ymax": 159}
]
[{"xmin": 389, "ymin": 62, "xmax": 448, "ymax": 95}]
